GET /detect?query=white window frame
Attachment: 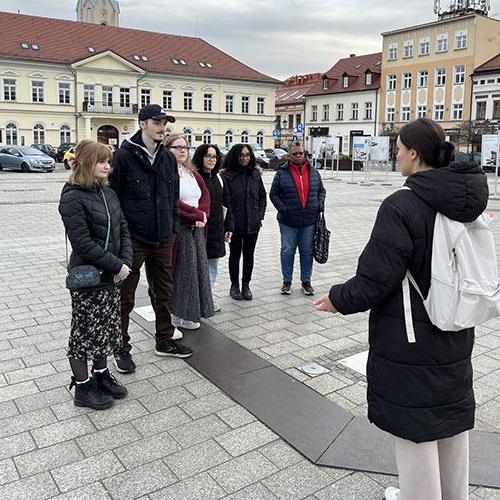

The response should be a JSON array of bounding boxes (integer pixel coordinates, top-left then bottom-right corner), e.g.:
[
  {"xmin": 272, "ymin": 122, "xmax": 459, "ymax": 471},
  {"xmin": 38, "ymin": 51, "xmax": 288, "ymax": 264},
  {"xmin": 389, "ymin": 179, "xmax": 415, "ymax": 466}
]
[
  {"xmin": 401, "ymin": 107, "xmax": 411, "ymax": 122},
  {"xmin": 241, "ymin": 96, "xmax": 249, "ymax": 114},
  {"xmin": 452, "ymin": 103, "xmax": 463, "ymax": 120},
  {"xmin": 225, "ymin": 95, "xmax": 234, "ymax": 113},
  {"xmin": 3, "ymin": 78, "xmax": 17, "ymax": 102},
  {"xmin": 322, "ymin": 104, "xmax": 330, "ymax": 121},
  {"xmin": 343, "ymin": 75, "xmax": 349, "ymax": 88},
  {"xmin": 162, "ymin": 90, "xmax": 172, "ymax": 110},
  {"xmin": 387, "ymin": 74, "xmax": 396, "ymax": 91},
  {"xmin": 311, "ymin": 105, "xmax": 318, "ymax": 122},
  {"xmin": 5, "ymin": 122, "xmax": 18, "ymax": 145},
  {"xmin": 225, "ymin": 130, "xmax": 233, "ymax": 148},
  {"xmin": 204, "ymin": 93, "xmax": 213, "ymax": 112},
  {"xmin": 256, "ymin": 131, "xmax": 264, "ymax": 148},
  {"xmin": 183, "ymin": 91, "xmax": 193, "ymax": 111},
  {"xmin": 31, "ymin": 80, "xmax": 44, "ymax": 103},
  {"xmin": 120, "ymin": 87, "xmax": 130, "ymax": 108},
  {"xmin": 403, "ymin": 41, "xmax": 413, "ymax": 58},
  {"xmin": 388, "ymin": 44, "xmax": 397, "ymax": 60},
  {"xmin": 418, "ymin": 71, "xmax": 428, "ymax": 88},
  {"xmin": 386, "ymin": 107, "xmax": 395, "ymax": 122},
  {"xmin": 417, "ymin": 105, "xmax": 427, "ymax": 118},
  {"xmin": 351, "ymin": 102, "xmax": 359, "ymax": 120},
  {"xmin": 33, "ymin": 123, "xmax": 45, "ymax": 144},
  {"xmin": 102, "ymin": 85, "xmax": 113, "ymax": 108},
  {"xmin": 336, "ymin": 103, "xmax": 344, "ymax": 121},
  {"xmin": 140, "ymin": 88, "xmax": 151, "ymax": 108},
  {"xmin": 203, "ymin": 129, "xmax": 212, "ymax": 144},
  {"xmin": 434, "ymin": 104, "xmax": 445, "ymax": 121},
  {"xmin": 435, "ymin": 68, "xmax": 446, "ymax": 87},
  {"xmin": 454, "ymin": 30, "xmax": 467, "ymax": 50},
  {"xmin": 83, "ymin": 84, "xmax": 95, "ymax": 106},
  {"xmin": 454, "ymin": 64, "xmax": 465, "ymax": 85},
  {"xmin": 436, "ymin": 34, "xmax": 448, "ymax": 53},
  {"xmin": 364, "ymin": 102, "xmax": 373, "ymax": 120},
  {"xmin": 257, "ymin": 97, "xmax": 265, "ymax": 114},
  {"xmin": 58, "ymin": 82, "xmax": 71, "ymax": 105},
  {"xmin": 419, "ymin": 38, "xmax": 430, "ymax": 56},
  {"xmin": 241, "ymin": 130, "xmax": 249, "ymax": 144},
  {"xmin": 402, "ymin": 73, "xmax": 412, "ymax": 90},
  {"xmin": 59, "ymin": 125, "xmax": 71, "ymax": 144},
  {"xmin": 365, "ymin": 72, "xmax": 372, "ymax": 85}
]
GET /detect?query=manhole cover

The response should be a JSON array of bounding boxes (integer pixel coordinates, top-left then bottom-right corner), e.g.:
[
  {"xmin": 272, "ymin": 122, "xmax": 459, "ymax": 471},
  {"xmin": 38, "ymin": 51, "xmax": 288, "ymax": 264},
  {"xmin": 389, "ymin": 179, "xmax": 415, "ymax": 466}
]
[{"xmin": 299, "ymin": 362, "xmax": 329, "ymax": 377}]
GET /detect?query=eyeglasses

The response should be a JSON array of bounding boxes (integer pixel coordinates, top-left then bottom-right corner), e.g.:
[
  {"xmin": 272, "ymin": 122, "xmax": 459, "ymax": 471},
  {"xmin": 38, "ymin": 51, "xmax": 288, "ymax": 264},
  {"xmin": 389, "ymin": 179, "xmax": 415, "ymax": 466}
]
[
  {"xmin": 204, "ymin": 155, "xmax": 217, "ymax": 161},
  {"xmin": 239, "ymin": 153, "xmax": 251, "ymax": 158},
  {"xmin": 291, "ymin": 152, "xmax": 304, "ymax": 156},
  {"xmin": 170, "ymin": 145, "xmax": 188, "ymax": 151}
]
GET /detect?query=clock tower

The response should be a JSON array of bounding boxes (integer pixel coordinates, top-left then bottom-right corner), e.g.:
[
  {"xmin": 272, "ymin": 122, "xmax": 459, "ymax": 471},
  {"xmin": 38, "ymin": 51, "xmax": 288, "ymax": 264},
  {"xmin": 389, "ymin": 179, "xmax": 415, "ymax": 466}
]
[{"xmin": 76, "ymin": 0, "xmax": 120, "ymax": 27}]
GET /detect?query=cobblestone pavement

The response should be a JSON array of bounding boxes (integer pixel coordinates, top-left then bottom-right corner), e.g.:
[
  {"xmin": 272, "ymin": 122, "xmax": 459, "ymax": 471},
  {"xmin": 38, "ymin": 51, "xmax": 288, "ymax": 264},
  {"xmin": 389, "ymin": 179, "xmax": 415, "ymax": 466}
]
[{"xmin": 0, "ymin": 166, "xmax": 499, "ymax": 499}]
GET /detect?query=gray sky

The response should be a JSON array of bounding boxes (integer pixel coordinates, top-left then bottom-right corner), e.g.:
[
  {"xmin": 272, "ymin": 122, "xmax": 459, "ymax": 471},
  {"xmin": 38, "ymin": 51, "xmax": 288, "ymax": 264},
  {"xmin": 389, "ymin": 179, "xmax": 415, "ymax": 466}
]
[{"xmin": 4, "ymin": 1, "xmax": 500, "ymax": 80}]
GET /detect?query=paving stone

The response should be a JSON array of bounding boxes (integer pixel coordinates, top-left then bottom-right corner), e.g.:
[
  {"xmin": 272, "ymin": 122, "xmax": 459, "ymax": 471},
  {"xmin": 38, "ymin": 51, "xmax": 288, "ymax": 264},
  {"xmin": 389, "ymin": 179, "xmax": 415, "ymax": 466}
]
[
  {"xmin": 140, "ymin": 387, "xmax": 194, "ymax": 413},
  {"xmin": 120, "ymin": 379, "xmax": 158, "ymax": 400},
  {"xmin": 164, "ymin": 439, "xmax": 231, "ymax": 479},
  {"xmin": 217, "ymin": 405, "xmax": 256, "ymax": 429},
  {"xmin": 14, "ymin": 440, "xmax": 84, "ymax": 478},
  {"xmin": 0, "ymin": 400, "xmax": 19, "ymax": 419},
  {"xmin": 208, "ymin": 451, "xmax": 279, "ymax": 494},
  {"xmin": 0, "ymin": 459, "xmax": 18, "ymax": 486},
  {"xmin": 314, "ymin": 471, "xmax": 384, "ymax": 500},
  {"xmin": 304, "ymin": 373, "xmax": 352, "ymax": 395},
  {"xmin": 51, "ymin": 450, "xmax": 124, "ymax": 493},
  {"xmin": 35, "ymin": 370, "xmax": 72, "ymax": 392},
  {"xmin": 131, "ymin": 405, "xmax": 192, "ymax": 437},
  {"xmin": 260, "ymin": 341, "xmax": 302, "ymax": 357},
  {"xmin": 262, "ymin": 460, "xmax": 334, "ymax": 498},
  {"xmin": 0, "ymin": 431, "xmax": 36, "ymax": 460},
  {"xmin": 169, "ymin": 414, "xmax": 231, "ymax": 448},
  {"xmin": 149, "ymin": 368, "xmax": 200, "ymax": 391},
  {"xmin": 22, "ymin": 349, "xmax": 67, "ymax": 367},
  {"xmin": 291, "ymin": 333, "xmax": 330, "ymax": 348},
  {"xmin": 225, "ymin": 482, "xmax": 277, "ymax": 499},
  {"xmin": 50, "ymin": 399, "xmax": 93, "ymax": 420},
  {"xmin": 180, "ymin": 390, "xmax": 234, "ymax": 419},
  {"xmin": 150, "ymin": 471, "xmax": 226, "ymax": 500},
  {"xmin": 104, "ymin": 460, "xmax": 177, "ymax": 499},
  {"xmin": 77, "ymin": 421, "xmax": 142, "ymax": 456},
  {"xmin": 89, "ymin": 399, "xmax": 149, "ymax": 430},
  {"xmin": 0, "ymin": 407, "xmax": 56, "ymax": 437},
  {"xmin": 15, "ymin": 386, "xmax": 70, "ymax": 413},
  {"xmin": 114, "ymin": 430, "xmax": 180, "ymax": 469},
  {"xmin": 51, "ymin": 482, "xmax": 111, "ymax": 500},
  {"xmin": 184, "ymin": 379, "xmax": 219, "ymax": 397},
  {"xmin": 260, "ymin": 440, "xmax": 304, "ymax": 469},
  {"xmin": 32, "ymin": 415, "xmax": 95, "ymax": 447},
  {"xmin": 0, "ymin": 472, "xmax": 59, "ymax": 500},
  {"xmin": 0, "ymin": 358, "xmax": 25, "ymax": 374},
  {"xmin": 215, "ymin": 420, "xmax": 278, "ymax": 457}
]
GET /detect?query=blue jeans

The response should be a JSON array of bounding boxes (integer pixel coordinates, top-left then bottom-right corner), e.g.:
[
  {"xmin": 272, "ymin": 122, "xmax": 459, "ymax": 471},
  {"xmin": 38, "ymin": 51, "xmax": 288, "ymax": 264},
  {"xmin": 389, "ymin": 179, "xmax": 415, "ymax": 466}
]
[{"xmin": 279, "ymin": 223, "xmax": 315, "ymax": 283}]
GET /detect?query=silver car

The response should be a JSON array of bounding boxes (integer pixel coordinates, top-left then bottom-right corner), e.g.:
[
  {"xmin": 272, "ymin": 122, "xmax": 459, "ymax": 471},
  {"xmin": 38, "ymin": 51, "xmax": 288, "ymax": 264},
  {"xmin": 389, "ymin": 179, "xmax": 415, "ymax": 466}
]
[{"xmin": 0, "ymin": 146, "xmax": 55, "ymax": 172}]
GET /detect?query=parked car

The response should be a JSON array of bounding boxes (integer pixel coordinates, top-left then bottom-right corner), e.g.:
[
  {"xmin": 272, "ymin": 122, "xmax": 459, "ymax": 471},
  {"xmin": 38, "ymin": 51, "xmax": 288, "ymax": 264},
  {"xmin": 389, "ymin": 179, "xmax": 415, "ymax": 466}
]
[
  {"xmin": 31, "ymin": 143, "xmax": 57, "ymax": 160},
  {"xmin": 0, "ymin": 146, "xmax": 55, "ymax": 172},
  {"xmin": 56, "ymin": 142, "xmax": 76, "ymax": 162},
  {"xmin": 265, "ymin": 148, "xmax": 288, "ymax": 160},
  {"xmin": 63, "ymin": 147, "xmax": 76, "ymax": 169}
]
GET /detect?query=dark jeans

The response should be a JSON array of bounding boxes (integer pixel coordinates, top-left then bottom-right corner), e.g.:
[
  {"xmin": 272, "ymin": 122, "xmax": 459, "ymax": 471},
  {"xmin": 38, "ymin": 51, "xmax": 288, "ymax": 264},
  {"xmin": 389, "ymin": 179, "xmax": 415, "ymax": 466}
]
[
  {"xmin": 279, "ymin": 223, "xmax": 315, "ymax": 282},
  {"xmin": 120, "ymin": 238, "xmax": 174, "ymax": 352},
  {"xmin": 229, "ymin": 231, "xmax": 259, "ymax": 285}
]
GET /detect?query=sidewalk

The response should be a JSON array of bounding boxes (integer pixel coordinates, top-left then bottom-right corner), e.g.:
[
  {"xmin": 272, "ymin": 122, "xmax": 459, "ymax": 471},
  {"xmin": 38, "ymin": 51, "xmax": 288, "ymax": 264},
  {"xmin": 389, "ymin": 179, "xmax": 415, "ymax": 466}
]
[{"xmin": 0, "ymin": 168, "xmax": 498, "ymax": 499}]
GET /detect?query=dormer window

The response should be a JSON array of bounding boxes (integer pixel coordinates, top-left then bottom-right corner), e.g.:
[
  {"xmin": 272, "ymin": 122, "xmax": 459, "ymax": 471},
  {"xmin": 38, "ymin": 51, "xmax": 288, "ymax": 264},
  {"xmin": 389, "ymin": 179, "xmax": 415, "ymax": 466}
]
[
  {"xmin": 343, "ymin": 75, "xmax": 349, "ymax": 88},
  {"xmin": 88, "ymin": 47, "xmax": 96, "ymax": 53},
  {"xmin": 31, "ymin": 44, "xmax": 39, "ymax": 50},
  {"xmin": 179, "ymin": 59, "xmax": 187, "ymax": 65},
  {"xmin": 323, "ymin": 78, "xmax": 329, "ymax": 90},
  {"xmin": 141, "ymin": 55, "xmax": 148, "ymax": 61},
  {"xmin": 365, "ymin": 72, "xmax": 372, "ymax": 85},
  {"xmin": 172, "ymin": 59, "xmax": 179, "ymax": 64},
  {"xmin": 21, "ymin": 42, "xmax": 29, "ymax": 49},
  {"xmin": 133, "ymin": 55, "xmax": 141, "ymax": 61},
  {"xmin": 206, "ymin": 63, "xmax": 213, "ymax": 68},
  {"xmin": 199, "ymin": 62, "xmax": 206, "ymax": 67}
]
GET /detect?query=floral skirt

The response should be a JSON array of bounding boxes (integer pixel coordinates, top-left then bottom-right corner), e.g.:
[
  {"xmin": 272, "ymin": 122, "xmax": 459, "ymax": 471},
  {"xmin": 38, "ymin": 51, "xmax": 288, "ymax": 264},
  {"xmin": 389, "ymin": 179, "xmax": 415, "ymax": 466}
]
[{"xmin": 68, "ymin": 285, "xmax": 121, "ymax": 361}]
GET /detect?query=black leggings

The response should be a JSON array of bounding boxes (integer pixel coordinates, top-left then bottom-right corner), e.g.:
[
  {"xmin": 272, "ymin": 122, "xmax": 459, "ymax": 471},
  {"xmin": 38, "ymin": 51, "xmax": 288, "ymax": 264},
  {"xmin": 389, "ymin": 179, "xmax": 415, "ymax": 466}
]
[{"xmin": 228, "ymin": 231, "xmax": 259, "ymax": 285}]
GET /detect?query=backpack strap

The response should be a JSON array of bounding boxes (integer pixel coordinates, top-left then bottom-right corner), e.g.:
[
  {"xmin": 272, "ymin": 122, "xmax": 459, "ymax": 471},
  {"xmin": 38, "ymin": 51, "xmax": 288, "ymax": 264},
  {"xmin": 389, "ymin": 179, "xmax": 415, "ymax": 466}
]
[
  {"xmin": 217, "ymin": 173, "xmax": 224, "ymax": 189},
  {"xmin": 402, "ymin": 273, "xmax": 417, "ymax": 343}
]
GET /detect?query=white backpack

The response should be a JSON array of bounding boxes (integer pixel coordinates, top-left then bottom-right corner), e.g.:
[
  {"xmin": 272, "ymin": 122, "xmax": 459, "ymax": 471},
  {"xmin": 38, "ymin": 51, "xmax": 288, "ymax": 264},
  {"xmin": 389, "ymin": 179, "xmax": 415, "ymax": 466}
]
[{"xmin": 402, "ymin": 188, "xmax": 500, "ymax": 343}]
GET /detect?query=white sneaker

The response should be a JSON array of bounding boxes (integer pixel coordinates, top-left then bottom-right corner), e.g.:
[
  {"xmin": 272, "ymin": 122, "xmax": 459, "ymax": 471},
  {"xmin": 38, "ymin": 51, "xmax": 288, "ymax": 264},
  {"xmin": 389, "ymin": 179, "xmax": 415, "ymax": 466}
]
[
  {"xmin": 171, "ymin": 314, "xmax": 181, "ymax": 328},
  {"xmin": 384, "ymin": 487, "xmax": 399, "ymax": 500},
  {"xmin": 172, "ymin": 327, "xmax": 183, "ymax": 340},
  {"xmin": 213, "ymin": 302, "xmax": 221, "ymax": 312},
  {"xmin": 179, "ymin": 319, "xmax": 200, "ymax": 330}
]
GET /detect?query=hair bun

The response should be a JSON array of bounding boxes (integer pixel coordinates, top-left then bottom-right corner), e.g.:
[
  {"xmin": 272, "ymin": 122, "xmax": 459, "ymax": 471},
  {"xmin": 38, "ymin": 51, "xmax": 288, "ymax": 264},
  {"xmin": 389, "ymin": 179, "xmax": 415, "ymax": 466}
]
[{"xmin": 437, "ymin": 141, "xmax": 455, "ymax": 168}]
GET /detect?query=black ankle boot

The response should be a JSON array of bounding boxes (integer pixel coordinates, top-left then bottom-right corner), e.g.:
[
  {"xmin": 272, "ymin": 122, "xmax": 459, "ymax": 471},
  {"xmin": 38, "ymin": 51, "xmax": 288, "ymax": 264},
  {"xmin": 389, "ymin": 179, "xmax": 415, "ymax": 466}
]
[
  {"xmin": 92, "ymin": 369, "xmax": 128, "ymax": 399},
  {"xmin": 69, "ymin": 377, "xmax": 114, "ymax": 410},
  {"xmin": 242, "ymin": 283, "xmax": 253, "ymax": 300},
  {"xmin": 230, "ymin": 283, "xmax": 243, "ymax": 301}
]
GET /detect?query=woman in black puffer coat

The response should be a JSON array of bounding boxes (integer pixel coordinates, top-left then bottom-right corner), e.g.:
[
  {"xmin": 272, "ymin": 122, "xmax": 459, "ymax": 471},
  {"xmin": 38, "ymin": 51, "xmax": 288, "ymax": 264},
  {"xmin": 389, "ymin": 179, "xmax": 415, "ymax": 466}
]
[
  {"xmin": 192, "ymin": 144, "xmax": 233, "ymax": 312},
  {"xmin": 314, "ymin": 119, "xmax": 488, "ymax": 500},
  {"xmin": 59, "ymin": 140, "xmax": 132, "ymax": 411}
]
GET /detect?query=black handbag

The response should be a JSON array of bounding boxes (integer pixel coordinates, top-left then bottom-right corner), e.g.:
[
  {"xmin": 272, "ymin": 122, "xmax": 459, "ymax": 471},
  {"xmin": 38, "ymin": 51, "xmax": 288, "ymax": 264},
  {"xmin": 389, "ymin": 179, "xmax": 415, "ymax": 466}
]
[
  {"xmin": 313, "ymin": 212, "xmax": 330, "ymax": 264},
  {"xmin": 65, "ymin": 188, "xmax": 111, "ymax": 291}
]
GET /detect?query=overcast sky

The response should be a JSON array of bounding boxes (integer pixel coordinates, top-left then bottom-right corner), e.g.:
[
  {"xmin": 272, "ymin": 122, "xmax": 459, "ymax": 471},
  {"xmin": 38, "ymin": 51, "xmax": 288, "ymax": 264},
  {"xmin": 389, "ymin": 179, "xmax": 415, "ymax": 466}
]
[{"xmin": 4, "ymin": 1, "xmax": 500, "ymax": 80}]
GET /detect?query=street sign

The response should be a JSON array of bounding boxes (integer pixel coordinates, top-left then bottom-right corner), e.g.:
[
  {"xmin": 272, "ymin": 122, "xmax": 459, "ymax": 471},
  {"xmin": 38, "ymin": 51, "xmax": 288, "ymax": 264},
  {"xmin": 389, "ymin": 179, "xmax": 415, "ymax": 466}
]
[
  {"xmin": 293, "ymin": 127, "xmax": 297, "ymax": 134},
  {"xmin": 297, "ymin": 123, "xmax": 304, "ymax": 133}
]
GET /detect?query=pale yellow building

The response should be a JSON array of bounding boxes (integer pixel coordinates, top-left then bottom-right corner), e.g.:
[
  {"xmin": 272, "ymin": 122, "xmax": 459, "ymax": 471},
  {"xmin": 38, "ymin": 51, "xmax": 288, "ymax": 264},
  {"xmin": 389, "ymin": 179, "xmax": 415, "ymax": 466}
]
[
  {"xmin": 0, "ymin": 6, "xmax": 278, "ymax": 150},
  {"xmin": 379, "ymin": 6, "xmax": 500, "ymax": 143}
]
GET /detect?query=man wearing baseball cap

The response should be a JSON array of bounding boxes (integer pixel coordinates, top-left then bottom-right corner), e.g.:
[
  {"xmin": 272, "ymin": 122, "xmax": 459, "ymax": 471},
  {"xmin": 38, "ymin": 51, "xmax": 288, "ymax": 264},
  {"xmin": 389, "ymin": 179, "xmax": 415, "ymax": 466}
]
[{"xmin": 109, "ymin": 104, "xmax": 192, "ymax": 373}]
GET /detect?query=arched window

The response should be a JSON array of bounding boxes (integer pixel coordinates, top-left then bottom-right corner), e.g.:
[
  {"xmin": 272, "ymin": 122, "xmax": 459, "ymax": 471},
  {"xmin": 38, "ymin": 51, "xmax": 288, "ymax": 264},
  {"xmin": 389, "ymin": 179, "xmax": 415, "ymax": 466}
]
[
  {"xmin": 241, "ymin": 130, "xmax": 249, "ymax": 144},
  {"xmin": 5, "ymin": 123, "xmax": 18, "ymax": 145},
  {"xmin": 59, "ymin": 125, "xmax": 71, "ymax": 145},
  {"xmin": 256, "ymin": 131, "xmax": 264, "ymax": 148},
  {"xmin": 203, "ymin": 129, "xmax": 212, "ymax": 144},
  {"xmin": 33, "ymin": 123, "xmax": 45, "ymax": 144},
  {"xmin": 184, "ymin": 128, "xmax": 192, "ymax": 147},
  {"xmin": 225, "ymin": 130, "xmax": 233, "ymax": 148}
]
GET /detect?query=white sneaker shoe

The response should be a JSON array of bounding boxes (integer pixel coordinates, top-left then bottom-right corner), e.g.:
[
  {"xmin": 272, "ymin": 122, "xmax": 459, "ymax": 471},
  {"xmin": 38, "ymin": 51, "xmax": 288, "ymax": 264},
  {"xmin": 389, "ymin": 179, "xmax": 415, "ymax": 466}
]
[
  {"xmin": 179, "ymin": 319, "xmax": 200, "ymax": 330},
  {"xmin": 172, "ymin": 327, "xmax": 183, "ymax": 340},
  {"xmin": 213, "ymin": 302, "xmax": 221, "ymax": 312},
  {"xmin": 171, "ymin": 314, "xmax": 181, "ymax": 328},
  {"xmin": 384, "ymin": 487, "xmax": 399, "ymax": 500}
]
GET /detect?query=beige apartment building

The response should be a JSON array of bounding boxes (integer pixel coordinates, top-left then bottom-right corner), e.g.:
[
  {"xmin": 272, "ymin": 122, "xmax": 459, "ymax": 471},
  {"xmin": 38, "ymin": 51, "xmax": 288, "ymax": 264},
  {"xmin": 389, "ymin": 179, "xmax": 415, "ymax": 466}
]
[
  {"xmin": 0, "ymin": 4, "xmax": 278, "ymax": 150},
  {"xmin": 379, "ymin": 8, "xmax": 500, "ymax": 143}
]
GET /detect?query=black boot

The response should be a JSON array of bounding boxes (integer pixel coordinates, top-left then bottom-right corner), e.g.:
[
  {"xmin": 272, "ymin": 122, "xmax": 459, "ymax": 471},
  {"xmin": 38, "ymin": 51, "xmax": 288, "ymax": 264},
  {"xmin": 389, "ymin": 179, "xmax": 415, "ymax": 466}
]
[
  {"xmin": 242, "ymin": 282, "xmax": 253, "ymax": 301},
  {"xmin": 69, "ymin": 377, "xmax": 114, "ymax": 410},
  {"xmin": 230, "ymin": 283, "xmax": 243, "ymax": 301},
  {"xmin": 92, "ymin": 368, "xmax": 128, "ymax": 399}
]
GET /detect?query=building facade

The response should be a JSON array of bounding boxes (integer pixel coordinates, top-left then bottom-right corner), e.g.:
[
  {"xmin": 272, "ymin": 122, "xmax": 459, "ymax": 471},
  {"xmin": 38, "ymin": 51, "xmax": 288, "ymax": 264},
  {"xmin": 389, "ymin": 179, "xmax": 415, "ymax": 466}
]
[
  {"xmin": 76, "ymin": 0, "xmax": 120, "ymax": 27},
  {"xmin": 275, "ymin": 73, "xmax": 321, "ymax": 147},
  {"xmin": 305, "ymin": 53, "xmax": 381, "ymax": 155},
  {"xmin": 0, "ymin": 9, "xmax": 278, "ymax": 150},
  {"xmin": 472, "ymin": 53, "xmax": 500, "ymax": 122},
  {"xmin": 379, "ymin": 9, "xmax": 500, "ymax": 143}
]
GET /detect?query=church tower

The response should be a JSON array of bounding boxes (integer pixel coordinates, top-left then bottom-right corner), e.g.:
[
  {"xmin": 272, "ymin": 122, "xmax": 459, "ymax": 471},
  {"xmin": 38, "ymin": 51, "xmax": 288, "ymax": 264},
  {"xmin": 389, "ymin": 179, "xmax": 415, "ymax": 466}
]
[{"xmin": 76, "ymin": 0, "xmax": 120, "ymax": 27}]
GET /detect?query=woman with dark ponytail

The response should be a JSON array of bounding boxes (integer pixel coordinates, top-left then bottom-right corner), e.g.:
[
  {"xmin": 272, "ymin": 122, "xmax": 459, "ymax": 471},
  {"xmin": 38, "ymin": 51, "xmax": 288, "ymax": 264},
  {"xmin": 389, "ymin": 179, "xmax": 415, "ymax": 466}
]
[{"xmin": 314, "ymin": 118, "xmax": 488, "ymax": 500}]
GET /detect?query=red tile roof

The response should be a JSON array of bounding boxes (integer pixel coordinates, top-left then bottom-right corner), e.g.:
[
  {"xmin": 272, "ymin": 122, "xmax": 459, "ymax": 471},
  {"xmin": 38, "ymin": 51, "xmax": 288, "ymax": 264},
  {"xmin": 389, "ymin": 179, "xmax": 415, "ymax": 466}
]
[
  {"xmin": 307, "ymin": 52, "xmax": 382, "ymax": 96},
  {"xmin": 276, "ymin": 73, "xmax": 322, "ymax": 106},
  {"xmin": 474, "ymin": 53, "xmax": 500, "ymax": 74},
  {"xmin": 0, "ymin": 11, "xmax": 279, "ymax": 84}
]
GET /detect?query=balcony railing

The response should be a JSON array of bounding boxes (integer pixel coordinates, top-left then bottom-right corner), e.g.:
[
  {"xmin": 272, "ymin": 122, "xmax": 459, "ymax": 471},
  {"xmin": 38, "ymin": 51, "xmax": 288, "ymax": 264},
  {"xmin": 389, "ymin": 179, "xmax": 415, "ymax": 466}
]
[{"xmin": 82, "ymin": 101, "xmax": 139, "ymax": 114}]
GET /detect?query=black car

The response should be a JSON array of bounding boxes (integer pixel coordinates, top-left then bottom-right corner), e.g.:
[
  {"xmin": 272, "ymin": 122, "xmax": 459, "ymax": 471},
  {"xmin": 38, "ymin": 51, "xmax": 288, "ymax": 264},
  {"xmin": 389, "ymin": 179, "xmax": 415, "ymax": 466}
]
[
  {"xmin": 31, "ymin": 143, "xmax": 57, "ymax": 160},
  {"xmin": 56, "ymin": 142, "xmax": 76, "ymax": 163}
]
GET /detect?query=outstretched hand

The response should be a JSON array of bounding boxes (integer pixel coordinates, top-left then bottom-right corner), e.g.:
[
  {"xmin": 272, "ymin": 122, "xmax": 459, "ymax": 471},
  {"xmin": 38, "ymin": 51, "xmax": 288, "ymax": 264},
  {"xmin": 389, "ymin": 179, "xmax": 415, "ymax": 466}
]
[{"xmin": 313, "ymin": 294, "xmax": 337, "ymax": 313}]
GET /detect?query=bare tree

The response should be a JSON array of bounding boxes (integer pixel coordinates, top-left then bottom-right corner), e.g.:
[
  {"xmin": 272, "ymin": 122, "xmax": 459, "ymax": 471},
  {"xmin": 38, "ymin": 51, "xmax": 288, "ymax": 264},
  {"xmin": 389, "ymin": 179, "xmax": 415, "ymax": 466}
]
[{"xmin": 456, "ymin": 120, "xmax": 498, "ymax": 153}]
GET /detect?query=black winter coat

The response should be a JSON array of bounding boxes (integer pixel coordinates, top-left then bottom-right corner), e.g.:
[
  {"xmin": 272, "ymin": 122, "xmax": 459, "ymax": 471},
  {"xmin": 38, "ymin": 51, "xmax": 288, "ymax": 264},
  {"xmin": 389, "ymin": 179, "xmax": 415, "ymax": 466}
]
[
  {"xmin": 109, "ymin": 131, "xmax": 179, "ymax": 245},
  {"xmin": 329, "ymin": 162, "xmax": 488, "ymax": 443},
  {"xmin": 198, "ymin": 170, "xmax": 233, "ymax": 259},
  {"xmin": 270, "ymin": 162, "xmax": 326, "ymax": 227},
  {"xmin": 59, "ymin": 183, "xmax": 133, "ymax": 282},
  {"xmin": 222, "ymin": 165, "xmax": 267, "ymax": 234}
]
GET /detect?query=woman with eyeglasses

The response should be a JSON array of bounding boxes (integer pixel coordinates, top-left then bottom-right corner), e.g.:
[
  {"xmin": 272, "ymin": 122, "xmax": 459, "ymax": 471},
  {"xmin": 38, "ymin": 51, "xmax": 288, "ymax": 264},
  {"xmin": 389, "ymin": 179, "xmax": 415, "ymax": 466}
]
[
  {"xmin": 192, "ymin": 144, "xmax": 233, "ymax": 312},
  {"xmin": 163, "ymin": 134, "xmax": 214, "ymax": 331},
  {"xmin": 222, "ymin": 144, "xmax": 267, "ymax": 301}
]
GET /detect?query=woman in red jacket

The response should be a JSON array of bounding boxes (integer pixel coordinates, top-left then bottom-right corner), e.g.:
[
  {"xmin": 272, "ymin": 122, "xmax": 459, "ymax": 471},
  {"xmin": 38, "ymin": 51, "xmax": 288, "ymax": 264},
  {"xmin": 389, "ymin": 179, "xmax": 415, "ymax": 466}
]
[{"xmin": 164, "ymin": 134, "xmax": 214, "ymax": 331}]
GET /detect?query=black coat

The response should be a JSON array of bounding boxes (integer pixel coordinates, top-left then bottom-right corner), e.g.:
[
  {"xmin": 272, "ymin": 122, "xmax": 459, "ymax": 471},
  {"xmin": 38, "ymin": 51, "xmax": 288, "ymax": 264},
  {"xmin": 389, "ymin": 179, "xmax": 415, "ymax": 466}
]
[
  {"xmin": 109, "ymin": 130, "xmax": 179, "ymax": 245},
  {"xmin": 222, "ymin": 165, "xmax": 267, "ymax": 234},
  {"xmin": 270, "ymin": 161, "xmax": 326, "ymax": 227},
  {"xmin": 329, "ymin": 162, "xmax": 488, "ymax": 443},
  {"xmin": 198, "ymin": 170, "xmax": 233, "ymax": 259},
  {"xmin": 59, "ymin": 183, "xmax": 133, "ymax": 281}
]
